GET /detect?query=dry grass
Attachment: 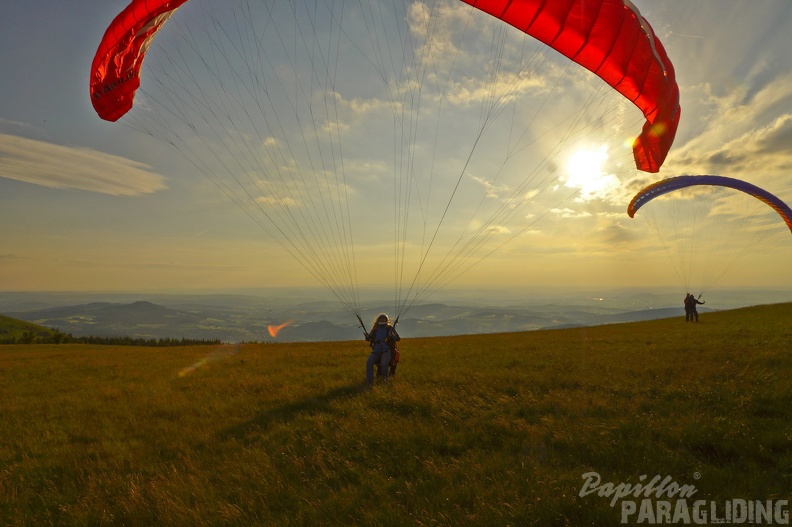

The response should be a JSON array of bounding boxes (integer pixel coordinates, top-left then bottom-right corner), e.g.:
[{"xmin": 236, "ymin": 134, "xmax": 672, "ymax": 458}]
[{"xmin": 1, "ymin": 304, "xmax": 791, "ymax": 525}]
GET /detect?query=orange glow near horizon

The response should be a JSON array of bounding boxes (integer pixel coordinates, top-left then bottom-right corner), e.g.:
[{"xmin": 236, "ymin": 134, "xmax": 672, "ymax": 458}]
[{"xmin": 268, "ymin": 319, "xmax": 295, "ymax": 338}]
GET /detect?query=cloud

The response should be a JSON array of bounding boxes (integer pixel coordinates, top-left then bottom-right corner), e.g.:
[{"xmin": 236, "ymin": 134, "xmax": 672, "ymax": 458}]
[
  {"xmin": 486, "ymin": 225, "xmax": 511, "ymax": 234},
  {"xmin": 668, "ymin": 75, "xmax": 792, "ymax": 176},
  {"xmin": 0, "ymin": 134, "xmax": 167, "ymax": 196},
  {"xmin": 469, "ymin": 174, "xmax": 514, "ymax": 199},
  {"xmin": 595, "ymin": 220, "xmax": 639, "ymax": 247},
  {"xmin": 551, "ymin": 208, "xmax": 592, "ymax": 219},
  {"xmin": 679, "ymin": 112, "xmax": 792, "ymax": 174},
  {"xmin": 262, "ymin": 136, "xmax": 279, "ymax": 148},
  {"xmin": 751, "ymin": 114, "xmax": 792, "ymax": 155},
  {"xmin": 406, "ymin": 1, "xmax": 551, "ymax": 109},
  {"xmin": 255, "ymin": 195, "xmax": 298, "ymax": 208}
]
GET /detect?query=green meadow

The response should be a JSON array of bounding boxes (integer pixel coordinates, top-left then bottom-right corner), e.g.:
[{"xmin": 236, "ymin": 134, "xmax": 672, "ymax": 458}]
[{"xmin": 2, "ymin": 304, "xmax": 791, "ymax": 526}]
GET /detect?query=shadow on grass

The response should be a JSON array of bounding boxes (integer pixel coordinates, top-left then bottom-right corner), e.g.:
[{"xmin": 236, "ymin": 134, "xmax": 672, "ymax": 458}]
[{"xmin": 218, "ymin": 383, "xmax": 364, "ymax": 441}]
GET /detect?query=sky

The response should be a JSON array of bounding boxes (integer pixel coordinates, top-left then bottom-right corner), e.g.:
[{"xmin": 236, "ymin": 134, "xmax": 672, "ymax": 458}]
[{"xmin": 2, "ymin": 0, "xmax": 792, "ymax": 303}]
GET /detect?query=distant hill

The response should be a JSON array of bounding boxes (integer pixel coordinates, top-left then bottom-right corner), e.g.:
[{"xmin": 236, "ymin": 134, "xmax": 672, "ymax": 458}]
[
  {"xmin": 6, "ymin": 300, "xmax": 267, "ymax": 342},
  {"xmin": 9, "ymin": 300, "xmax": 198, "ymax": 325},
  {"xmin": 0, "ymin": 314, "xmax": 62, "ymax": 343},
  {"xmin": 3, "ymin": 296, "xmax": 725, "ymax": 342}
]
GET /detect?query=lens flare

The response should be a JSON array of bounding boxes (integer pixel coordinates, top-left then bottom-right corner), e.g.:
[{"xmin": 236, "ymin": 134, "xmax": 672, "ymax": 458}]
[
  {"xmin": 268, "ymin": 320, "xmax": 295, "ymax": 338},
  {"xmin": 178, "ymin": 343, "xmax": 239, "ymax": 378}
]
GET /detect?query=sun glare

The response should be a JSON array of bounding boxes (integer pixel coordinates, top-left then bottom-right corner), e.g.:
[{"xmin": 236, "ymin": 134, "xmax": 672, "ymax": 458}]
[{"xmin": 564, "ymin": 145, "xmax": 619, "ymax": 200}]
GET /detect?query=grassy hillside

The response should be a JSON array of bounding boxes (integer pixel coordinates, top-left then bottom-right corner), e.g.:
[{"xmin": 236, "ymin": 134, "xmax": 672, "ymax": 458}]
[
  {"xmin": 1, "ymin": 304, "xmax": 791, "ymax": 526},
  {"xmin": 0, "ymin": 313, "xmax": 61, "ymax": 343}
]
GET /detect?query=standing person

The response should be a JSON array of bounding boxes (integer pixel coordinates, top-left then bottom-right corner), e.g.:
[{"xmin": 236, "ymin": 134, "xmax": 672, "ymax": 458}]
[
  {"xmin": 365, "ymin": 313, "xmax": 400, "ymax": 385},
  {"xmin": 688, "ymin": 294, "xmax": 705, "ymax": 322},
  {"xmin": 684, "ymin": 293, "xmax": 693, "ymax": 322}
]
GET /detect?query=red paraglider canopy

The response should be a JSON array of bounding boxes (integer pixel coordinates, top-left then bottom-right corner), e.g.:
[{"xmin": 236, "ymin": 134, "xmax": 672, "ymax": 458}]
[
  {"xmin": 460, "ymin": 0, "xmax": 680, "ymax": 172},
  {"xmin": 90, "ymin": 0, "xmax": 189, "ymax": 122},
  {"xmin": 90, "ymin": 0, "xmax": 680, "ymax": 173}
]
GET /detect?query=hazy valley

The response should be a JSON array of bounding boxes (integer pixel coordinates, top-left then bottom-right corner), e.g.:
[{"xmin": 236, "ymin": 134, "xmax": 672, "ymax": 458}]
[{"xmin": 3, "ymin": 288, "xmax": 790, "ymax": 342}]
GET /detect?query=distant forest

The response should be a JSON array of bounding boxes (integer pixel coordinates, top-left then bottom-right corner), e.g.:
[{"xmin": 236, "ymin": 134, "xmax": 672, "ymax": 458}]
[{"xmin": 2, "ymin": 331, "xmax": 223, "ymax": 347}]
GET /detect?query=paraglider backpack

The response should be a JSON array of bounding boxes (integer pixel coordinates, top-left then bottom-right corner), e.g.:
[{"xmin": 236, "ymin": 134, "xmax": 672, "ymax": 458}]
[
  {"xmin": 370, "ymin": 327, "xmax": 400, "ymax": 366},
  {"xmin": 383, "ymin": 330, "xmax": 400, "ymax": 366},
  {"xmin": 389, "ymin": 341, "xmax": 400, "ymax": 367}
]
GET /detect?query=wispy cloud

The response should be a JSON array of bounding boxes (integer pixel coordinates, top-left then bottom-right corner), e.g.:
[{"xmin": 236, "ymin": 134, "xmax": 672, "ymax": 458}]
[
  {"xmin": 255, "ymin": 195, "xmax": 299, "ymax": 208},
  {"xmin": 407, "ymin": 1, "xmax": 550, "ymax": 109},
  {"xmin": 469, "ymin": 174, "xmax": 513, "ymax": 199},
  {"xmin": 0, "ymin": 134, "xmax": 167, "ymax": 196},
  {"xmin": 551, "ymin": 208, "xmax": 592, "ymax": 219}
]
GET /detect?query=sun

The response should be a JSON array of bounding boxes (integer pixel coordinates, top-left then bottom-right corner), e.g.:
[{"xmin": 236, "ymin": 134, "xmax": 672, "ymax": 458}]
[{"xmin": 564, "ymin": 145, "xmax": 619, "ymax": 200}]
